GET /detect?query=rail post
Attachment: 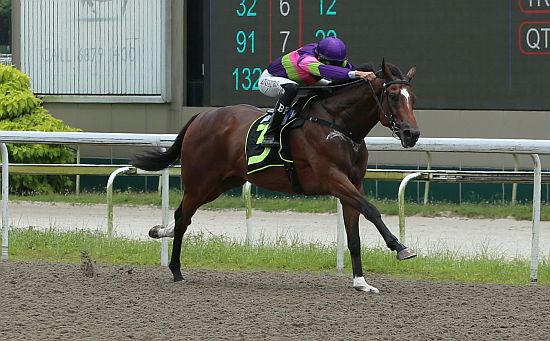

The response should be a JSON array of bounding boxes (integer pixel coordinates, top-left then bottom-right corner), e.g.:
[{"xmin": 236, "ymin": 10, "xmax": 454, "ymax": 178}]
[
  {"xmin": 398, "ymin": 172, "xmax": 423, "ymax": 243},
  {"xmin": 75, "ymin": 145, "xmax": 81, "ymax": 195},
  {"xmin": 106, "ymin": 166, "xmax": 134, "ymax": 237},
  {"xmin": 530, "ymin": 154, "xmax": 541, "ymax": 285},
  {"xmin": 1, "ymin": 143, "xmax": 9, "ymax": 261},
  {"xmin": 243, "ymin": 182, "xmax": 254, "ymax": 244},
  {"xmin": 161, "ymin": 168, "xmax": 170, "ymax": 267},
  {"xmin": 423, "ymin": 152, "xmax": 432, "ymax": 205},
  {"xmin": 512, "ymin": 154, "xmax": 519, "ymax": 205}
]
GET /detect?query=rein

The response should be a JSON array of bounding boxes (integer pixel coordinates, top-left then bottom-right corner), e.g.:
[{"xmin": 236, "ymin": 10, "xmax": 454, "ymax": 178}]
[
  {"xmin": 368, "ymin": 79, "xmax": 410, "ymax": 139},
  {"xmin": 302, "ymin": 77, "xmax": 410, "ymax": 144}
]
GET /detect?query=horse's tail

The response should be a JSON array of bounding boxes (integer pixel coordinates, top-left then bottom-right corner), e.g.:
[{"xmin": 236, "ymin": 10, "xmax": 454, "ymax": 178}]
[{"xmin": 131, "ymin": 114, "xmax": 199, "ymax": 171}]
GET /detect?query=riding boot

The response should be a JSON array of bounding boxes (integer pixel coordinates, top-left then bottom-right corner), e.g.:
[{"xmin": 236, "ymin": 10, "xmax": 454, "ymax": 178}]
[{"xmin": 261, "ymin": 100, "xmax": 288, "ymax": 147}]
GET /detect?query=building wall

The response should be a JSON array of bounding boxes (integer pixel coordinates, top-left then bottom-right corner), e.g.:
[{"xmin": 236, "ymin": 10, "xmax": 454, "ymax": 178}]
[{"xmin": 11, "ymin": 0, "xmax": 549, "ymax": 171}]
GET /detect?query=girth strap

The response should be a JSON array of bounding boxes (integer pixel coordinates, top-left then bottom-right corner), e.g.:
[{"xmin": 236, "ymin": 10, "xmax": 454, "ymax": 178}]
[{"xmin": 307, "ymin": 116, "xmax": 363, "ymax": 144}]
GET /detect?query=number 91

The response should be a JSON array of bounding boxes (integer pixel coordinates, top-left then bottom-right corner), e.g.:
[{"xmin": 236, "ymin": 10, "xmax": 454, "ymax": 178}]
[{"xmin": 236, "ymin": 31, "xmax": 256, "ymax": 54}]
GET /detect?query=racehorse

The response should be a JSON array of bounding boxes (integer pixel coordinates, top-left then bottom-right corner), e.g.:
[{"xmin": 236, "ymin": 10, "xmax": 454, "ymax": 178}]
[{"xmin": 131, "ymin": 61, "xmax": 419, "ymax": 293}]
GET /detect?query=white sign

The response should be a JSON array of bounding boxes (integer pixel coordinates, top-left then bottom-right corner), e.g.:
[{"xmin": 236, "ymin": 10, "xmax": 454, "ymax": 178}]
[{"xmin": 20, "ymin": 0, "xmax": 168, "ymax": 100}]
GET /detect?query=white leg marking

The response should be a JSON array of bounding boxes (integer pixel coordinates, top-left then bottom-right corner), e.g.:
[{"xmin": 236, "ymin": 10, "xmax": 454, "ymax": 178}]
[
  {"xmin": 353, "ymin": 276, "xmax": 379, "ymax": 293},
  {"xmin": 162, "ymin": 219, "xmax": 175, "ymax": 237}
]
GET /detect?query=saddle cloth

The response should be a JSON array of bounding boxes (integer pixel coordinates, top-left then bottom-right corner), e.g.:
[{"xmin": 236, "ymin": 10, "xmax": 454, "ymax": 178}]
[{"xmin": 245, "ymin": 112, "xmax": 296, "ymax": 174}]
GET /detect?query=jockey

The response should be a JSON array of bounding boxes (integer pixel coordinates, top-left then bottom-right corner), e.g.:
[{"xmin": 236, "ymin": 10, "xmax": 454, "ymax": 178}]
[{"xmin": 258, "ymin": 37, "xmax": 377, "ymax": 147}]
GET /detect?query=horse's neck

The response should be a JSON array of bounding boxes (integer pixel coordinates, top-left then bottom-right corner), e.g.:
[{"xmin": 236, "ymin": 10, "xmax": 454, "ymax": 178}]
[{"xmin": 318, "ymin": 82, "xmax": 381, "ymax": 139}]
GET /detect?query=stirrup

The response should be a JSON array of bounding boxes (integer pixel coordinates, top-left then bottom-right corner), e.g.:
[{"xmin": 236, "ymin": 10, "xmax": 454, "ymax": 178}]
[{"xmin": 261, "ymin": 134, "xmax": 280, "ymax": 147}]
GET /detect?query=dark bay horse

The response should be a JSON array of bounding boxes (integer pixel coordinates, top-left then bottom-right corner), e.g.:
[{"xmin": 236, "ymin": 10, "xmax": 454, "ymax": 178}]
[{"xmin": 131, "ymin": 61, "xmax": 419, "ymax": 293}]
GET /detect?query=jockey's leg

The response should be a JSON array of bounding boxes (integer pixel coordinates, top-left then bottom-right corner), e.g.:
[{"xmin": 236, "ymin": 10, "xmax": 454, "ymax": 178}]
[{"xmin": 260, "ymin": 82, "xmax": 298, "ymax": 147}]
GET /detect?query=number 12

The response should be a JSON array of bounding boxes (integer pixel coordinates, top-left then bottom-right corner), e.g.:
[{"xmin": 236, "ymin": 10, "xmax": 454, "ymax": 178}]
[{"xmin": 320, "ymin": 0, "xmax": 337, "ymax": 16}]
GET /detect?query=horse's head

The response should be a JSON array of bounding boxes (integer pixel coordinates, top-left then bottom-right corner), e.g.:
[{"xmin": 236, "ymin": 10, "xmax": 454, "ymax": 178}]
[{"xmin": 375, "ymin": 60, "xmax": 419, "ymax": 148}]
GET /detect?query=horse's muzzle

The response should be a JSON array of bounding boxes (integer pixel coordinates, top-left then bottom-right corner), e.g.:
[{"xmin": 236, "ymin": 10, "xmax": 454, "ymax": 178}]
[{"xmin": 400, "ymin": 127, "xmax": 420, "ymax": 148}]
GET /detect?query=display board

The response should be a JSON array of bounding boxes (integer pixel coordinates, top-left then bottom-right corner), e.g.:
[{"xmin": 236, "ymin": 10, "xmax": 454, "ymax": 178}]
[{"xmin": 206, "ymin": 0, "xmax": 550, "ymax": 110}]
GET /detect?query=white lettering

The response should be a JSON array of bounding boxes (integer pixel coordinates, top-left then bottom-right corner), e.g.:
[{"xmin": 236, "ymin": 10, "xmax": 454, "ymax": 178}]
[
  {"xmin": 528, "ymin": 0, "xmax": 550, "ymax": 7},
  {"xmin": 527, "ymin": 28, "xmax": 541, "ymax": 50}
]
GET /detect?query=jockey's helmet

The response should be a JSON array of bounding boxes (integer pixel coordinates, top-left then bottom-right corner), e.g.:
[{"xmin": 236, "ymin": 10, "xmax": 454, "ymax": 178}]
[{"xmin": 317, "ymin": 37, "xmax": 347, "ymax": 64}]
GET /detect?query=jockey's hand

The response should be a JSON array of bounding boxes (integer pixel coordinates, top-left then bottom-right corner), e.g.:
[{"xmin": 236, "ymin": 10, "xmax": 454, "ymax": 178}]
[{"xmin": 356, "ymin": 71, "xmax": 376, "ymax": 81}]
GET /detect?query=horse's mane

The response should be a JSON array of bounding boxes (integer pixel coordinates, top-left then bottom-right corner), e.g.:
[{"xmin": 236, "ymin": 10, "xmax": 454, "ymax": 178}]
[{"xmin": 358, "ymin": 62, "xmax": 405, "ymax": 80}]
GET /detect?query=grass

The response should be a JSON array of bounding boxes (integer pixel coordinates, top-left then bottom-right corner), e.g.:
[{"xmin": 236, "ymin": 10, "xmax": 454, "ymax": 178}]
[
  {"xmin": 5, "ymin": 191, "xmax": 550, "ymax": 285},
  {"xmin": 9, "ymin": 190, "xmax": 550, "ymax": 220},
  {"xmin": 6, "ymin": 228, "xmax": 550, "ymax": 285}
]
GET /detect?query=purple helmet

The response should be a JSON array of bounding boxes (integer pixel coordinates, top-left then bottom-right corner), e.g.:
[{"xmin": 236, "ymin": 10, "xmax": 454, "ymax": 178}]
[{"xmin": 317, "ymin": 37, "xmax": 347, "ymax": 62}]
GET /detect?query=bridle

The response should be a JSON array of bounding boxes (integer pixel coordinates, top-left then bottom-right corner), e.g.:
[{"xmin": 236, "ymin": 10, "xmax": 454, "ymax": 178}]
[{"xmin": 367, "ymin": 79, "xmax": 410, "ymax": 139}]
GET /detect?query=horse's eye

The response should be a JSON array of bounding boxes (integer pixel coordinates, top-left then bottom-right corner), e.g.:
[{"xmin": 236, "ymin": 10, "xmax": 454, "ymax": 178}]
[{"xmin": 389, "ymin": 92, "xmax": 399, "ymax": 100}]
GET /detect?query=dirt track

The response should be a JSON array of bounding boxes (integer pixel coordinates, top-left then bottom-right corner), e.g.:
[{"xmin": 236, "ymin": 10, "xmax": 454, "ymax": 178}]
[{"xmin": 1, "ymin": 261, "xmax": 550, "ymax": 340}]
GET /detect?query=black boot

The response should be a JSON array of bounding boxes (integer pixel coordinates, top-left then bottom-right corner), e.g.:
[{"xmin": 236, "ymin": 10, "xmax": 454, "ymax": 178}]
[{"xmin": 261, "ymin": 101, "xmax": 288, "ymax": 147}]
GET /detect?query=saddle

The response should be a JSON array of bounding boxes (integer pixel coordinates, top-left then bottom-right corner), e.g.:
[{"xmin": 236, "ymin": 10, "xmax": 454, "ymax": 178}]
[{"xmin": 245, "ymin": 96, "xmax": 316, "ymax": 194}]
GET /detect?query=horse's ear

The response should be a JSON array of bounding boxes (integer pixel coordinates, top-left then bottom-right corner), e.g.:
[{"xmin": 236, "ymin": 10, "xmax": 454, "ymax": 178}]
[
  {"xmin": 357, "ymin": 63, "xmax": 374, "ymax": 72},
  {"xmin": 406, "ymin": 66, "xmax": 417, "ymax": 82},
  {"xmin": 381, "ymin": 58, "xmax": 393, "ymax": 80}
]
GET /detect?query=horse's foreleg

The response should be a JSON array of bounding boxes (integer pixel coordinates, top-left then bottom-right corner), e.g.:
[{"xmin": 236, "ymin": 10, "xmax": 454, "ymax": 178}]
[
  {"xmin": 359, "ymin": 199, "xmax": 416, "ymax": 260},
  {"xmin": 342, "ymin": 204, "xmax": 379, "ymax": 293},
  {"xmin": 330, "ymin": 174, "xmax": 416, "ymax": 260}
]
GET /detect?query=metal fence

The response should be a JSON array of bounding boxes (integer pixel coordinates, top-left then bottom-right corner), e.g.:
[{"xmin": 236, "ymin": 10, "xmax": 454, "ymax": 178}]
[{"xmin": 1, "ymin": 132, "xmax": 550, "ymax": 283}]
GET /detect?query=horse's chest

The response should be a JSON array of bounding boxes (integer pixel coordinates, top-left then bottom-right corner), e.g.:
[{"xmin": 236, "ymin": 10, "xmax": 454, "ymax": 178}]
[{"xmin": 325, "ymin": 131, "xmax": 362, "ymax": 153}]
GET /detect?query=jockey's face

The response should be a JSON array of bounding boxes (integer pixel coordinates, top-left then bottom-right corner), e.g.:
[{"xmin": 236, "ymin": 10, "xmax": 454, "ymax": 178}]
[{"xmin": 319, "ymin": 57, "xmax": 345, "ymax": 67}]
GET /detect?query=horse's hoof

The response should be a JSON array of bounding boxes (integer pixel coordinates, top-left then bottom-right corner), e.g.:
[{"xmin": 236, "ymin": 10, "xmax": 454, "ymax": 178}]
[
  {"xmin": 170, "ymin": 265, "xmax": 184, "ymax": 282},
  {"xmin": 148, "ymin": 225, "xmax": 163, "ymax": 239},
  {"xmin": 397, "ymin": 247, "xmax": 417, "ymax": 260},
  {"xmin": 353, "ymin": 276, "xmax": 379, "ymax": 294}
]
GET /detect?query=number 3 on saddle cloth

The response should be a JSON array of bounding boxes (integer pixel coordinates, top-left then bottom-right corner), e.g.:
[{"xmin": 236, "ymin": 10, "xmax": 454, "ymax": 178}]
[{"xmin": 245, "ymin": 97, "xmax": 314, "ymax": 194}]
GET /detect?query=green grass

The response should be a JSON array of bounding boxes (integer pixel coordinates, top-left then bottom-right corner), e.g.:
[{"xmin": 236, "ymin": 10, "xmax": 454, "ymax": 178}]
[
  {"xmin": 9, "ymin": 191, "xmax": 550, "ymax": 220},
  {"xmin": 7, "ymin": 228, "xmax": 550, "ymax": 285}
]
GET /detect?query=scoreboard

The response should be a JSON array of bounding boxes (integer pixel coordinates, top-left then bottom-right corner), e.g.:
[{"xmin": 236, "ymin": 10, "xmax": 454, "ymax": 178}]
[{"xmin": 202, "ymin": 0, "xmax": 550, "ymax": 110}]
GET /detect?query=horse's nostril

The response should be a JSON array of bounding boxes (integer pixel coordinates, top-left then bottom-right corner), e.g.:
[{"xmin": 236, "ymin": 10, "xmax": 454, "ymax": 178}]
[{"xmin": 402, "ymin": 129, "xmax": 420, "ymax": 141}]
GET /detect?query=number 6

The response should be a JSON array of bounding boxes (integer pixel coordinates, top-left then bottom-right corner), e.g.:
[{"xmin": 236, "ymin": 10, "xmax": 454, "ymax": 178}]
[{"xmin": 280, "ymin": 0, "xmax": 290, "ymax": 16}]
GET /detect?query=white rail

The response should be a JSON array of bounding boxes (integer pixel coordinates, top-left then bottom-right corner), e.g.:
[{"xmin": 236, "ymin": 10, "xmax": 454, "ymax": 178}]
[{"xmin": 1, "ymin": 131, "xmax": 549, "ymax": 282}]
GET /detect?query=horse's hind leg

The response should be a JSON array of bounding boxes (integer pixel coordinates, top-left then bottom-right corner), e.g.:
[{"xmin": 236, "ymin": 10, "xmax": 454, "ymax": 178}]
[
  {"xmin": 168, "ymin": 178, "xmax": 246, "ymax": 282},
  {"xmin": 148, "ymin": 201, "xmax": 182, "ymax": 238},
  {"xmin": 169, "ymin": 194, "xmax": 199, "ymax": 281},
  {"xmin": 342, "ymin": 203, "xmax": 379, "ymax": 293}
]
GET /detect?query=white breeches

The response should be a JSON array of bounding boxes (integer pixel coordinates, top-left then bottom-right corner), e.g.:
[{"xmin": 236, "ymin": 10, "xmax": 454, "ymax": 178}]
[{"xmin": 258, "ymin": 70, "xmax": 298, "ymax": 97}]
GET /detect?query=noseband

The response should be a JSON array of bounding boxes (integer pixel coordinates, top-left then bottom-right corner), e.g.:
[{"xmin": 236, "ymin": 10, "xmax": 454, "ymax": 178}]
[{"xmin": 368, "ymin": 79, "xmax": 410, "ymax": 139}]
